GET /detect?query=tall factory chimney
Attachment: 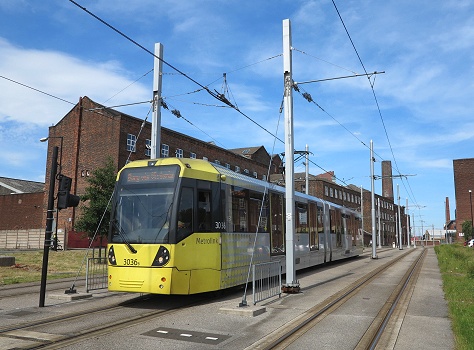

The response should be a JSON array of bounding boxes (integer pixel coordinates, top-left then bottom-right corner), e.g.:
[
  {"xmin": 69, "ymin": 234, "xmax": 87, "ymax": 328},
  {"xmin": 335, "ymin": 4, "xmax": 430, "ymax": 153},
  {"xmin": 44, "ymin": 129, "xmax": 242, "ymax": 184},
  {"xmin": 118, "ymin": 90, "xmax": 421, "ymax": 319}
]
[
  {"xmin": 445, "ymin": 197, "xmax": 450, "ymax": 223},
  {"xmin": 381, "ymin": 160, "xmax": 394, "ymax": 200}
]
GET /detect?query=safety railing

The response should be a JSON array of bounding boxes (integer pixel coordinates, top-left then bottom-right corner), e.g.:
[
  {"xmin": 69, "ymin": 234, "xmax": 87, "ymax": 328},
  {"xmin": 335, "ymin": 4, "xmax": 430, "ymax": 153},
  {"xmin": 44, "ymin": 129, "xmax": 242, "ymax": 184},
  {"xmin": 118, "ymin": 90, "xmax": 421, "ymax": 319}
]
[
  {"xmin": 86, "ymin": 257, "xmax": 108, "ymax": 292},
  {"xmin": 252, "ymin": 260, "xmax": 282, "ymax": 305}
]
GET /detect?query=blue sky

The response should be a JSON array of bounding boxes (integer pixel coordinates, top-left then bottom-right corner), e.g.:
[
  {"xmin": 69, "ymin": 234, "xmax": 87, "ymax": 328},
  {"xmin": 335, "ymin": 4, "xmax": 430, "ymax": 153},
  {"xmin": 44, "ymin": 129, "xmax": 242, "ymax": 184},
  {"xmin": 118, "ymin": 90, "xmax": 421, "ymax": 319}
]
[{"xmin": 1, "ymin": 0, "xmax": 473, "ymax": 233}]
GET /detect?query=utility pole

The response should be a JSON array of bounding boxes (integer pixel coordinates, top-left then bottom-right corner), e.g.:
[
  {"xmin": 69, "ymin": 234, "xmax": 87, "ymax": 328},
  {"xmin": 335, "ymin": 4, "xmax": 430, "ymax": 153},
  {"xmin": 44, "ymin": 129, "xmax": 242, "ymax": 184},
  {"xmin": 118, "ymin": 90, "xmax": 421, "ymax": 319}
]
[
  {"xmin": 305, "ymin": 144, "xmax": 309, "ymax": 195},
  {"xmin": 397, "ymin": 184, "xmax": 402, "ymax": 249},
  {"xmin": 360, "ymin": 185, "xmax": 364, "ymax": 241},
  {"xmin": 282, "ymin": 19, "xmax": 299, "ymax": 293},
  {"xmin": 377, "ymin": 197, "xmax": 382, "ymax": 248},
  {"xmin": 151, "ymin": 43, "xmax": 163, "ymax": 159},
  {"xmin": 39, "ymin": 146, "xmax": 58, "ymax": 307},
  {"xmin": 406, "ymin": 198, "xmax": 411, "ymax": 248},
  {"xmin": 370, "ymin": 140, "xmax": 377, "ymax": 259}
]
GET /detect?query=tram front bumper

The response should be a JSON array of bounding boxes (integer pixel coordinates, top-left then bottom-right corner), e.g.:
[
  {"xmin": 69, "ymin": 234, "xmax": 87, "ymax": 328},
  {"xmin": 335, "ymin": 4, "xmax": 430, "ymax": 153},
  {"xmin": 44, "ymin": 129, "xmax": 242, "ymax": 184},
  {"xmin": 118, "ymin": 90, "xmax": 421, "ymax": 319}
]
[{"xmin": 107, "ymin": 266, "xmax": 190, "ymax": 295}]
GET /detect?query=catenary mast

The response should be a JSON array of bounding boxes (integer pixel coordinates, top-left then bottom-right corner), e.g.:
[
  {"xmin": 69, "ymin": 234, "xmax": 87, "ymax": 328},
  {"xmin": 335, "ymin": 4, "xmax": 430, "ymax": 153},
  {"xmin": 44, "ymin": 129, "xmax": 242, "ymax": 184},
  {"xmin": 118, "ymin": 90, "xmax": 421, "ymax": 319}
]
[{"xmin": 282, "ymin": 19, "xmax": 299, "ymax": 292}]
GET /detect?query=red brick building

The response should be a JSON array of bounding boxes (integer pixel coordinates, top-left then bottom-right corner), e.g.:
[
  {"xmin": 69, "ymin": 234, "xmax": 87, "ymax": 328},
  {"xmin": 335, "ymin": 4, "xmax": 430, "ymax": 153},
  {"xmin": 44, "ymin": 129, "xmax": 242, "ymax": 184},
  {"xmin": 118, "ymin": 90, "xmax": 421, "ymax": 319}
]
[
  {"xmin": 0, "ymin": 178, "xmax": 44, "ymax": 230},
  {"xmin": 453, "ymin": 158, "xmax": 474, "ymax": 241},
  {"xmin": 270, "ymin": 164, "xmax": 407, "ymax": 247},
  {"xmin": 0, "ymin": 178, "xmax": 44, "ymax": 248},
  {"xmin": 42, "ymin": 96, "xmax": 282, "ymax": 247}
]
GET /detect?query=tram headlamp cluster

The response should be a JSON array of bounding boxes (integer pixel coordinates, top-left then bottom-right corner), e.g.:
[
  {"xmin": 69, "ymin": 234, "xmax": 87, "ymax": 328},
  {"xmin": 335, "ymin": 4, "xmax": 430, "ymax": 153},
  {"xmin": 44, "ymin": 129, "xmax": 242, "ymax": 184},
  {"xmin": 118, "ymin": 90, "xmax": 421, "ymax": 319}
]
[
  {"xmin": 108, "ymin": 246, "xmax": 117, "ymax": 265},
  {"xmin": 152, "ymin": 246, "xmax": 170, "ymax": 267}
]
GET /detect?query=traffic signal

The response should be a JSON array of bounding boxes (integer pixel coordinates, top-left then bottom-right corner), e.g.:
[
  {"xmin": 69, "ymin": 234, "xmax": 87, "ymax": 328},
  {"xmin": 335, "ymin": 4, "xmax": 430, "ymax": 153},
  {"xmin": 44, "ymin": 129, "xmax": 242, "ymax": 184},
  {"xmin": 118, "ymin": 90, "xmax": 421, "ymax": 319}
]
[{"xmin": 57, "ymin": 175, "xmax": 80, "ymax": 210}]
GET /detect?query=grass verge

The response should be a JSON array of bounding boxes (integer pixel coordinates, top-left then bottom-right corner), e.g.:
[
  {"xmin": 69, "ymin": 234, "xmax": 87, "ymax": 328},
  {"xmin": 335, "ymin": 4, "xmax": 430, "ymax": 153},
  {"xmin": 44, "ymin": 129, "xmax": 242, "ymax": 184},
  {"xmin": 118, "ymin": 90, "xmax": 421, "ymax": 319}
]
[
  {"xmin": 0, "ymin": 249, "xmax": 100, "ymax": 285},
  {"xmin": 435, "ymin": 244, "xmax": 474, "ymax": 350}
]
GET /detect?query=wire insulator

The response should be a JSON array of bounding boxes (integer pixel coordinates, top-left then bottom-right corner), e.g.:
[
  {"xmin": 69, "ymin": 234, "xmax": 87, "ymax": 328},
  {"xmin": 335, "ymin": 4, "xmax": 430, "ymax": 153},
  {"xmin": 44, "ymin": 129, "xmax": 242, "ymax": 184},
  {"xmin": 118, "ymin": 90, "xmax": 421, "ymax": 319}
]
[
  {"xmin": 302, "ymin": 92, "xmax": 313, "ymax": 103},
  {"xmin": 171, "ymin": 109, "xmax": 182, "ymax": 118}
]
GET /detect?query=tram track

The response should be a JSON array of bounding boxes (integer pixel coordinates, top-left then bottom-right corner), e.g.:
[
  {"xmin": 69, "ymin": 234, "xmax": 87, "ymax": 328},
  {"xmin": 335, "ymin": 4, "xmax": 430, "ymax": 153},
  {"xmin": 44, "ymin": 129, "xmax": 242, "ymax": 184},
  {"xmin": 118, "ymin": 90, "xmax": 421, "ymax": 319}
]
[
  {"xmin": 252, "ymin": 247, "xmax": 425, "ymax": 350},
  {"xmin": 0, "ymin": 291, "xmax": 217, "ymax": 349}
]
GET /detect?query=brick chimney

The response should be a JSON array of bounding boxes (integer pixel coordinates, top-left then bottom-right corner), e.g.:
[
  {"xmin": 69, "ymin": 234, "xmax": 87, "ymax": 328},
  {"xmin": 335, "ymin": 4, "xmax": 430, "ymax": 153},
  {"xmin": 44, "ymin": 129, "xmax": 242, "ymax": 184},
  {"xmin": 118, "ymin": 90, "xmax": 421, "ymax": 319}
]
[
  {"xmin": 445, "ymin": 197, "xmax": 450, "ymax": 223},
  {"xmin": 381, "ymin": 161, "xmax": 394, "ymax": 200}
]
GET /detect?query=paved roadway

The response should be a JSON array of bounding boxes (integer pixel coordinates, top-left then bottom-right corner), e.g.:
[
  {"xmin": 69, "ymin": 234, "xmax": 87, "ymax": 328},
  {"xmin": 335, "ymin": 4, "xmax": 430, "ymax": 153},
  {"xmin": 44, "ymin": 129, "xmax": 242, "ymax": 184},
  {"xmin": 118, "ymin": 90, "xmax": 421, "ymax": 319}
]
[{"xmin": 0, "ymin": 247, "xmax": 454, "ymax": 349}]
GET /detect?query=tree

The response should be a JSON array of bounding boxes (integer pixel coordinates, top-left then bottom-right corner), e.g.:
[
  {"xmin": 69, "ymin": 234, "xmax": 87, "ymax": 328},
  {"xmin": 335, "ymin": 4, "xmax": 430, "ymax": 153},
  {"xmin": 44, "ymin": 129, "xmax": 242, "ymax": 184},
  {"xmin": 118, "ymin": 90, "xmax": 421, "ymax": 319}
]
[
  {"xmin": 75, "ymin": 157, "xmax": 116, "ymax": 251},
  {"xmin": 461, "ymin": 220, "xmax": 473, "ymax": 241}
]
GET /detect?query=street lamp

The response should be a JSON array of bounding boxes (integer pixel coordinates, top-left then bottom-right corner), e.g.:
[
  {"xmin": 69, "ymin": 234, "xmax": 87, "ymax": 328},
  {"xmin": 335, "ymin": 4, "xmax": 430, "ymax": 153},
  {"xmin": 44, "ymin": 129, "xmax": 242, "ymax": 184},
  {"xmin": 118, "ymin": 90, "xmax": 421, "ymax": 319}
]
[{"xmin": 469, "ymin": 190, "xmax": 473, "ymax": 240}]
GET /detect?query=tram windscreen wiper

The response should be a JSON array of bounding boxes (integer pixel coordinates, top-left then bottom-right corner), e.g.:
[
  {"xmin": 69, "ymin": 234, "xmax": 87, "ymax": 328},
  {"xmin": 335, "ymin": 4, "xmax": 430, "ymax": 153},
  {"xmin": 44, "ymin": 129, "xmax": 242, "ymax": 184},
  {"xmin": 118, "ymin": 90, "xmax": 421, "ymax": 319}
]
[{"xmin": 113, "ymin": 220, "xmax": 137, "ymax": 254}]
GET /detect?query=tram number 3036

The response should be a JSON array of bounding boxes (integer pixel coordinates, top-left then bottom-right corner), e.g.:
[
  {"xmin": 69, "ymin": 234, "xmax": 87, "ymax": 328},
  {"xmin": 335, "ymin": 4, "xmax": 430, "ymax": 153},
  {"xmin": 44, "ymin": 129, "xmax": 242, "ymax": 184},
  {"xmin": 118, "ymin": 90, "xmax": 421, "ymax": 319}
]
[{"xmin": 124, "ymin": 258, "xmax": 140, "ymax": 266}]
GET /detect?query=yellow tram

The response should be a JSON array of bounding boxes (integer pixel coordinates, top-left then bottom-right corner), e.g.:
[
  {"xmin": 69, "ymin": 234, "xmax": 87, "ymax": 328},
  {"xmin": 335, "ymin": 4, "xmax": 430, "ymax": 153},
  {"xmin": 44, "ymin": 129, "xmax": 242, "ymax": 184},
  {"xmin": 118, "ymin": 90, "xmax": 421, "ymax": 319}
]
[{"xmin": 107, "ymin": 157, "xmax": 362, "ymax": 295}]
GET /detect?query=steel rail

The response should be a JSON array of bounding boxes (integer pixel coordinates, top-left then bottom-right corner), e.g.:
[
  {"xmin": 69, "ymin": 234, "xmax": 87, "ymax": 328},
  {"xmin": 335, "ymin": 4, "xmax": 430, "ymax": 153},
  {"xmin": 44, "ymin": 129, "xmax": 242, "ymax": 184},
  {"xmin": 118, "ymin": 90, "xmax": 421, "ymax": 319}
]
[
  {"xmin": 362, "ymin": 248, "xmax": 427, "ymax": 350},
  {"xmin": 258, "ymin": 248, "xmax": 419, "ymax": 350}
]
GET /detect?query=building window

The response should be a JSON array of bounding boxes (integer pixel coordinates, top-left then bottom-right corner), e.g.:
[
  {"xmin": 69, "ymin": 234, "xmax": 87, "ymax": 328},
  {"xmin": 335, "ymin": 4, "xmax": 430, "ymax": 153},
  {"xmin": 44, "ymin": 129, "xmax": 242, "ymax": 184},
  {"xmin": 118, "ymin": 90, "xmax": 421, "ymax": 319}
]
[
  {"xmin": 176, "ymin": 148, "xmax": 183, "ymax": 158},
  {"xmin": 235, "ymin": 166, "xmax": 240, "ymax": 173},
  {"xmin": 127, "ymin": 134, "xmax": 136, "ymax": 152},
  {"xmin": 190, "ymin": 152, "xmax": 196, "ymax": 159},
  {"xmin": 330, "ymin": 188, "xmax": 334, "ymax": 197},
  {"xmin": 325, "ymin": 186, "xmax": 328, "ymax": 196},
  {"xmin": 161, "ymin": 144, "xmax": 169, "ymax": 157},
  {"xmin": 225, "ymin": 163, "xmax": 230, "ymax": 169},
  {"xmin": 145, "ymin": 139, "xmax": 151, "ymax": 157}
]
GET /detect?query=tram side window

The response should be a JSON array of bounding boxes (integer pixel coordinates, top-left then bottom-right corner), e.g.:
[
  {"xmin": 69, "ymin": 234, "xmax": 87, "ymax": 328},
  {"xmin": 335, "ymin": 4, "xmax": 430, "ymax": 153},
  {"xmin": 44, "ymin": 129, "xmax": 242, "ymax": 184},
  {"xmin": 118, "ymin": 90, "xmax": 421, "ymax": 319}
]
[
  {"xmin": 336, "ymin": 209, "xmax": 342, "ymax": 247},
  {"xmin": 309, "ymin": 203, "xmax": 319, "ymax": 250},
  {"xmin": 270, "ymin": 192, "xmax": 284, "ymax": 254},
  {"xmin": 330, "ymin": 209, "xmax": 342, "ymax": 247},
  {"xmin": 295, "ymin": 203, "xmax": 308, "ymax": 233},
  {"xmin": 197, "ymin": 191, "xmax": 212, "ymax": 231},
  {"xmin": 232, "ymin": 187, "xmax": 248, "ymax": 232},
  {"xmin": 177, "ymin": 187, "xmax": 194, "ymax": 241},
  {"xmin": 249, "ymin": 193, "xmax": 269, "ymax": 233},
  {"xmin": 317, "ymin": 206, "xmax": 324, "ymax": 234}
]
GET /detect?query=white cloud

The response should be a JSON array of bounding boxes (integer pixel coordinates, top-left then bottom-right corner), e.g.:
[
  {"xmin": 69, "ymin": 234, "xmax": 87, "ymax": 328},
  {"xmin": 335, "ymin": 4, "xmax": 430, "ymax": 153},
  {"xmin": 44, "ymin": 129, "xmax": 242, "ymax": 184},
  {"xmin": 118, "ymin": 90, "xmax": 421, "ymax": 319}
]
[{"xmin": 0, "ymin": 38, "xmax": 149, "ymax": 126}]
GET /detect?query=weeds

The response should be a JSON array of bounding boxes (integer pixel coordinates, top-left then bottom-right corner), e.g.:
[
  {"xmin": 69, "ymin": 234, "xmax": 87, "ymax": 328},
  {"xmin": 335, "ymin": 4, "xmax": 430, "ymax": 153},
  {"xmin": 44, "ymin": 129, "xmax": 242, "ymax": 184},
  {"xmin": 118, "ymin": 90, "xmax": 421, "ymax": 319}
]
[{"xmin": 435, "ymin": 244, "xmax": 474, "ymax": 350}]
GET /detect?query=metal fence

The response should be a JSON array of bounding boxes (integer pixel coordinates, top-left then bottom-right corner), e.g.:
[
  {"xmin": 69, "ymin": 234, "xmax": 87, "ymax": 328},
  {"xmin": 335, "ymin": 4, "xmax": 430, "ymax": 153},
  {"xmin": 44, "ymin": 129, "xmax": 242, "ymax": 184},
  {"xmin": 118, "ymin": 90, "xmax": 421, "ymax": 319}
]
[
  {"xmin": 86, "ymin": 257, "xmax": 108, "ymax": 292},
  {"xmin": 252, "ymin": 260, "xmax": 282, "ymax": 305}
]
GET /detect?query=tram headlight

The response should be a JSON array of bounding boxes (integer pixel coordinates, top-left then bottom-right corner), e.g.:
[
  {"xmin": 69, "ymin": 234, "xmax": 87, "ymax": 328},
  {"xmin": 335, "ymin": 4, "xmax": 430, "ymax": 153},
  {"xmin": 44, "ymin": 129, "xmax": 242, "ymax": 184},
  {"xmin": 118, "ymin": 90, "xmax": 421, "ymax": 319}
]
[
  {"xmin": 108, "ymin": 246, "xmax": 117, "ymax": 265},
  {"xmin": 152, "ymin": 246, "xmax": 170, "ymax": 267}
]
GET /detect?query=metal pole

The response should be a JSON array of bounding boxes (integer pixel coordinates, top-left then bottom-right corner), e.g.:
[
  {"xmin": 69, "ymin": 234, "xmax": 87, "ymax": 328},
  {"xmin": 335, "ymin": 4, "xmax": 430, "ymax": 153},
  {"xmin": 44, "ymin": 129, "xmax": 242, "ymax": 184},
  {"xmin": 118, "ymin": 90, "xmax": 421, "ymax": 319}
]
[
  {"xmin": 282, "ymin": 19, "xmax": 298, "ymax": 290},
  {"xmin": 397, "ymin": 184, "xmax": 402, "ymax": 249},
  {"xmin": 370, "ymin": 140, "xmax": 377, "ymax": 259},
  {"xmin": 39, "ymin": 146, "xmax": 58, "ymax": 307},
  {"xmin": 469, "ymin": 190, "xmax": 473, "ymax": 241},
  {"xmin": 377, "ymin": 197, "xmax": 381, "ymax": 248},
  {"xmin": 151, "ymin": 43, "xmax": 163, "ymax": 159},
  {"xmin": 305, "ymin": 144, "xmax": 309, "ymax": 195},
  {"xmin": 360, "ymin": 185, "xmax": 364, "ymax": 241},
  {"xmin": 406, "ymin": 198, "xmax": 410, "ymax": 248}
]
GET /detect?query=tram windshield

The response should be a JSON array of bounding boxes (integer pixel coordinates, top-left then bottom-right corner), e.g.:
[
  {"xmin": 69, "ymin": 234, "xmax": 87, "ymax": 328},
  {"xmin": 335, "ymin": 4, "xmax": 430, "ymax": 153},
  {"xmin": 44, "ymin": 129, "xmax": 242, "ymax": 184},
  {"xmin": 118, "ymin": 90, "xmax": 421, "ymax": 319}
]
[{"xmin": 110, "ymin": 165, "xmax": 179, "ymax": 244}]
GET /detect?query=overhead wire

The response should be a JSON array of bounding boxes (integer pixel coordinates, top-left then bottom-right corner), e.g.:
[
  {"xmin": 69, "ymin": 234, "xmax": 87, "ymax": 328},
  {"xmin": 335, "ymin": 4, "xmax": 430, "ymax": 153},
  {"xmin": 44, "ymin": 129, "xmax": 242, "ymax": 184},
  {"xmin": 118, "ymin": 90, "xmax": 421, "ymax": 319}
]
[
  {"xmin": 160, "ymin": 100, "xmax": 227, "ymax": 149},
  {"xmin": 292, "ymin": 47, "xmax": 358, "ymax": 75},
  {"xmin": 102, "ymin": 68, "xmax": 154, "ymax": 104},
  {"xmin": 68, "ymin": 0, "xmax": 222, "ymax": 102},
  {"xmin": 68, "ymin": 1, "xmax": 286, "ymax": 144},
  {"xmin": 68, "ymin": 0, "xmax": 398, "ymax": 195},
  {"xmin": 0, "ymin": 75, "xmax": 75, "ymax": 105},
  {"xmin": 330, "ymin": 0, "xmax": 419, "ymax": 206}
]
